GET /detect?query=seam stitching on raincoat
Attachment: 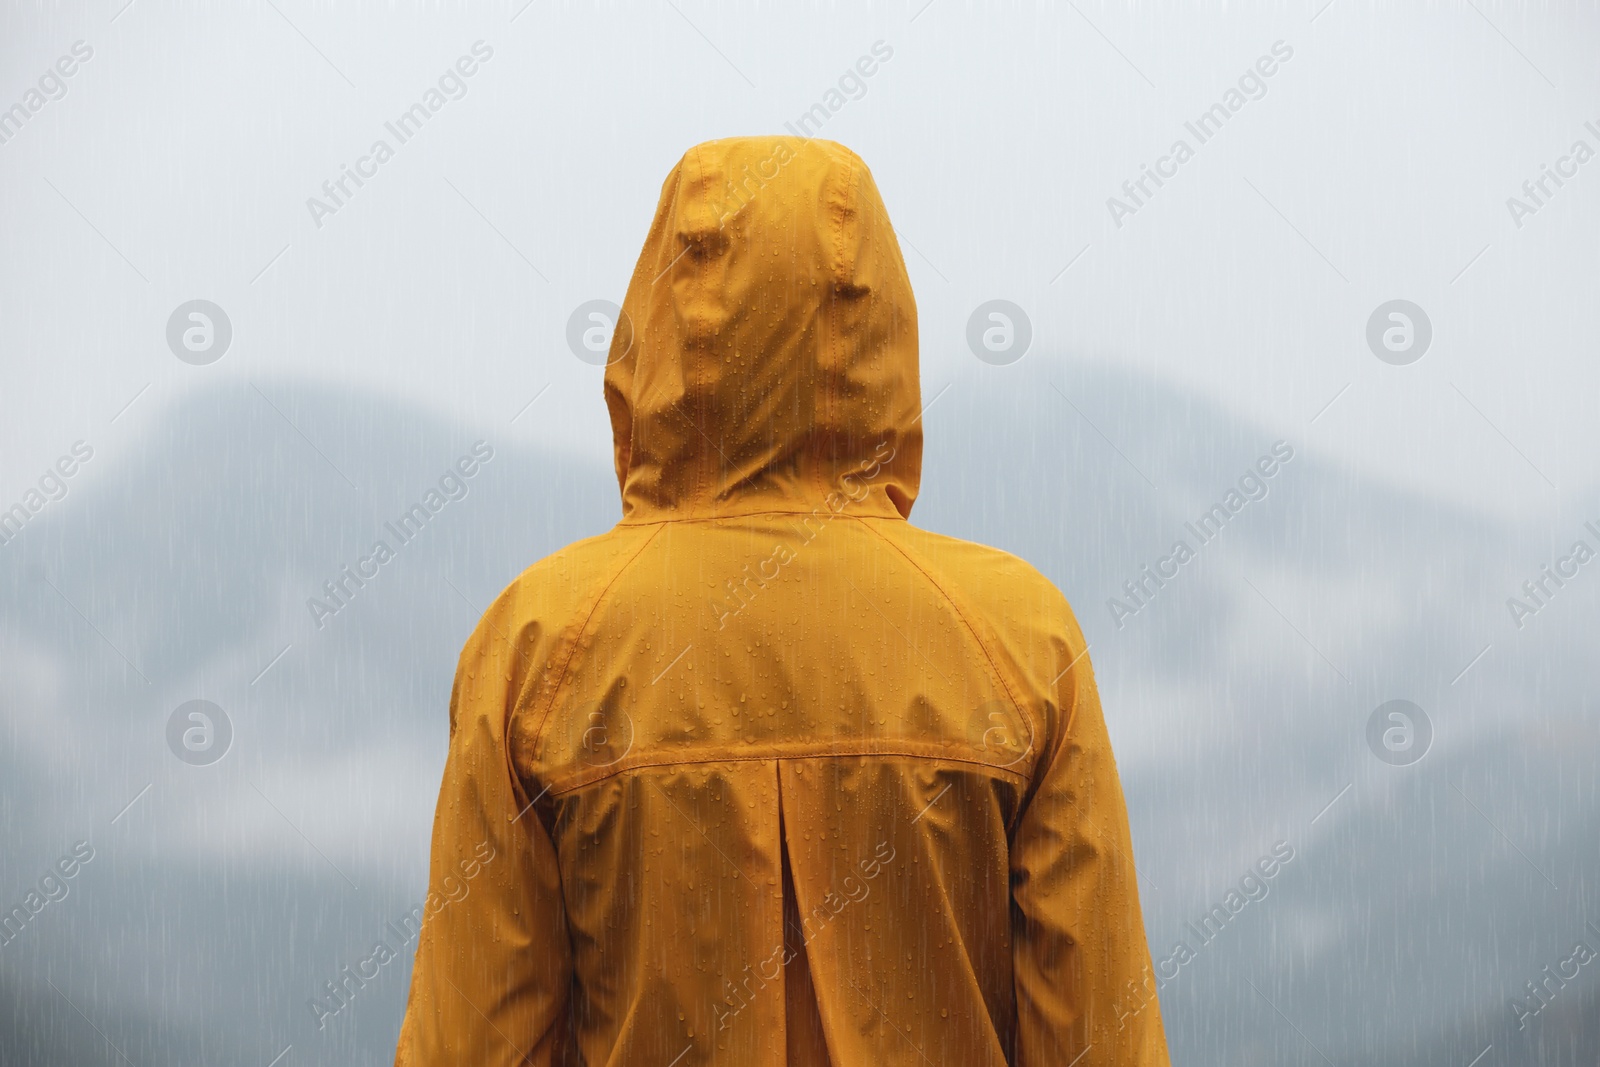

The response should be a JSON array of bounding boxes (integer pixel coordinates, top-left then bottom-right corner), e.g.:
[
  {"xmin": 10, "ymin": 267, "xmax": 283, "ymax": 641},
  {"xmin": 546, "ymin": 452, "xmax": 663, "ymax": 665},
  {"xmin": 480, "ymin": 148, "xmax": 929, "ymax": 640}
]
[
  {"xmin": 815, "ymin": 154, "xmax": 850, "ymax": 507},
  {"xmin": 1043, "ymin": 633, "xmax": 1087, "ymax": 804},
  {"xmin": 524, "ymin": 525, "xmax": 665, "ymax": 763},
  {"xmin": 836, "ymin": 160, "xmax": 862, "ymax": 508},
  {"xmin": 612, "ymin": 510, "xmax": 901, "ymax": 527},
  {"xmin": 543, "ymin": 746, "xmax": 1030, "ymax": 797},
  {"xmin": 859, "ymin": 520, "xmax": 1037, "ymax": 779}
]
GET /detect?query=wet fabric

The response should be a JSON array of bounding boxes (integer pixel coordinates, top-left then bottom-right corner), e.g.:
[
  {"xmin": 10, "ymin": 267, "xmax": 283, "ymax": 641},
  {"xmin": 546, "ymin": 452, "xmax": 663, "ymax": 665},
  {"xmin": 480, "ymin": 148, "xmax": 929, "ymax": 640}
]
[{"xmin": 395, "ymin": 136, "xmax": 1169, "ymax": 1066}]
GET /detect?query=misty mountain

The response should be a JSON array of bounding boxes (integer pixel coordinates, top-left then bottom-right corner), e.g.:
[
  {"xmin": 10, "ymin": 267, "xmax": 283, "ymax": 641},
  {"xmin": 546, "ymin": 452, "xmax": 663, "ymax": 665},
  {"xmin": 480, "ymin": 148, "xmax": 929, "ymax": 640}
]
[{"xmin": 2, "ymin": 361, "xmax": 1594, "ymax": 1066}]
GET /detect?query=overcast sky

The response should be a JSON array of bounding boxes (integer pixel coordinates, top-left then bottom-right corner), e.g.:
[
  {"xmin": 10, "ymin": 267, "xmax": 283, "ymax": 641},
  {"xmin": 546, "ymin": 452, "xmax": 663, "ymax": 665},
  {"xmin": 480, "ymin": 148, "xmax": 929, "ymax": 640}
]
[{"xmin": 2, "ymin": 3, "xmax": 1596, "ymax": 521}]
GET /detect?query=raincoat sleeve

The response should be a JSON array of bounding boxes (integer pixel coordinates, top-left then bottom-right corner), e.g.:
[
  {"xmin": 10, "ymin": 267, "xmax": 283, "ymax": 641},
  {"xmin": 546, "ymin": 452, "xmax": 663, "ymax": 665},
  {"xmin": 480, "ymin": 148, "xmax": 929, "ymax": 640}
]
[
  {"xmin": 1009, "ymin": 617, "xmax": 1169, "ymax": 1066},
  {"xmin": 394, "ymin": 616, "xmax": 571, "ymax": 1066}
]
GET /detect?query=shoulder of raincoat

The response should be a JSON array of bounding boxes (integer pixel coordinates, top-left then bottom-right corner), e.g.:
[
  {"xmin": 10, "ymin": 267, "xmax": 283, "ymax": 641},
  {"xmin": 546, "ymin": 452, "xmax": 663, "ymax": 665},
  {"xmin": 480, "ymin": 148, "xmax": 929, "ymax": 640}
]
[{"xmin": 395, "ymin": 136, "xmax": 1169, "ymax": 1067}]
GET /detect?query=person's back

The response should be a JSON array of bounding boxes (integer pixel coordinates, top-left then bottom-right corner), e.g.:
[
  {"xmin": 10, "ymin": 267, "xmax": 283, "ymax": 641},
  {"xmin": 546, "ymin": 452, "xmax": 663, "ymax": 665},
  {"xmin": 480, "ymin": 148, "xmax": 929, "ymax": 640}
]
[{"xmin": 395, "ymin": 137, "xmax": 1169, "ymax": 1066}]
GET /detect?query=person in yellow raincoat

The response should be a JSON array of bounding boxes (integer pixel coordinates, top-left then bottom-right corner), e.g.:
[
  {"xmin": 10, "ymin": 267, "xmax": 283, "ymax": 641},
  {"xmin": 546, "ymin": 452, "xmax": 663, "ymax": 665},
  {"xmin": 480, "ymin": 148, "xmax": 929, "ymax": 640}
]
[{"xmin": 395, "ymin": 136, "xmax": 1170, "ymax": 1066}]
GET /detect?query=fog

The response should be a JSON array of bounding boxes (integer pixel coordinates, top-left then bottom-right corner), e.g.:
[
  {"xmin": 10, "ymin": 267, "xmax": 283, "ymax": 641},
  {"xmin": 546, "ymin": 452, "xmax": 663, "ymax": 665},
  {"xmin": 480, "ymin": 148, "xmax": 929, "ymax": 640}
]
[{"xmin": 2, "ymin": 3, "xmax": 1596, "ymax": 1065}]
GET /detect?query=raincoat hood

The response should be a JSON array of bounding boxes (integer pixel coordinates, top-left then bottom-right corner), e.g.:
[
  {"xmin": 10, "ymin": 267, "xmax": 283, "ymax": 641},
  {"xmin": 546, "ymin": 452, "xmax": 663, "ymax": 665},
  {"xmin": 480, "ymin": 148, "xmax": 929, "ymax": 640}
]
[{"xmin": 604, "ymin": 137, "xmax": 921, "ymax": 521}]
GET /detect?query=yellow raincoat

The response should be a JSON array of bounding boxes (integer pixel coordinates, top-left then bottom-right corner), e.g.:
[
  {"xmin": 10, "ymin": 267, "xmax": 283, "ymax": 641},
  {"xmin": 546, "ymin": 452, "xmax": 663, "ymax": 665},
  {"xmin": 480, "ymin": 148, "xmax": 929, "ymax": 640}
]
[{"xmin": 395, "ymin": 137, "xmax": 1169, "ymax": 1066}]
